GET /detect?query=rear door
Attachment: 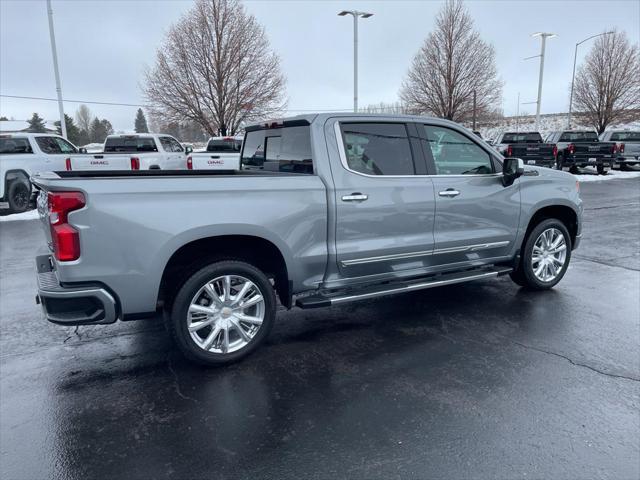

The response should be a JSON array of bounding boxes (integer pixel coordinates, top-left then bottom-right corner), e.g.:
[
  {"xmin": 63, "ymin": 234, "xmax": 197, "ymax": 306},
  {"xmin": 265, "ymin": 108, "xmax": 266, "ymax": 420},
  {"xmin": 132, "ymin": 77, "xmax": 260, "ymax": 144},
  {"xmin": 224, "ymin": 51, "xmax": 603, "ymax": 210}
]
[
  {"xmin": 331, "ymin": 121, "xmax": 436, "ymax": 278},
  {"xmin": 34, "ymin": 136, "xmax": 77, "ymax": 172},
  {"xmin": 421, "ymin": 123, "xmax": 520, "ymax": 267},
  {"xmin": 158, "ymin": 136, "xmax": 186, "ymax": 169}
]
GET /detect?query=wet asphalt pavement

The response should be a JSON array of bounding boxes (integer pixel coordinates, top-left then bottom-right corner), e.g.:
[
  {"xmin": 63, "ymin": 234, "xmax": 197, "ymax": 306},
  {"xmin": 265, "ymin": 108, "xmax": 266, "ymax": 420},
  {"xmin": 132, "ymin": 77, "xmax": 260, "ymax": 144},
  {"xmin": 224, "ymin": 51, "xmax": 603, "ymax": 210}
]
[{"xmin": 1, "ymin": 177, "xmax": 639, "ymax": 480}]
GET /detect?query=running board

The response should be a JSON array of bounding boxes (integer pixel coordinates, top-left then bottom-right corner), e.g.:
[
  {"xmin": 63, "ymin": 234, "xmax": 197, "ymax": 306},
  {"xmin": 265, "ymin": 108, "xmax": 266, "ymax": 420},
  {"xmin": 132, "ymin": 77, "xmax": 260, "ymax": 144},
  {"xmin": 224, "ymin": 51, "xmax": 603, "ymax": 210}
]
[{"xmin": 296, "ymin": 266, "xmax": 512, "ymax": 309}]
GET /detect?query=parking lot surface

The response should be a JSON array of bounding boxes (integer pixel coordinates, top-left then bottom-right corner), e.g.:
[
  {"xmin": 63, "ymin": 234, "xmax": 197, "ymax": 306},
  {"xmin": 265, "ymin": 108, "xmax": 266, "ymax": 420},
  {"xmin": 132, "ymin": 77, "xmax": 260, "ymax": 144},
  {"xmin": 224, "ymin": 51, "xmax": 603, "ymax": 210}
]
[{"xmin": 1, "ymin": 177, "xmax": 639, "ymax": 480}]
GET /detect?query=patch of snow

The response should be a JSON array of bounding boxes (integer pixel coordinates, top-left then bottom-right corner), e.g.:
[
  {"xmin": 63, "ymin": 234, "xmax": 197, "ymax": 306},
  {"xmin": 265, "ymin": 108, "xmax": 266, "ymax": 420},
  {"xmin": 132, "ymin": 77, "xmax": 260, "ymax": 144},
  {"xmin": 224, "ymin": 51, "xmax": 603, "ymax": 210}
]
[
  {"xmin": 0, "ymin": 209, "xmax": 39, "ymax": 222},
  {"xmin": 573, "ymin": 167, "xmax": 640, "ymax": 183}
]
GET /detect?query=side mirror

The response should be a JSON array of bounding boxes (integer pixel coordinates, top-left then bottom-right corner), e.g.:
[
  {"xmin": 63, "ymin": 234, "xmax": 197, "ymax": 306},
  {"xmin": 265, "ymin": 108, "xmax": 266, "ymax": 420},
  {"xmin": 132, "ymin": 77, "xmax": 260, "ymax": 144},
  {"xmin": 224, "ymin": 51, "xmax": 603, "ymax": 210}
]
[
  {"xmin": 185, "ymin": 146, "xmax": 193, "ymax": 154},
  {"xmin": 502, "ymin": 157, "xmax": 524, "ymax": 187},
  {"xmin": 79, "ymin": 147, "xmax": 87, "ymax": 154}
]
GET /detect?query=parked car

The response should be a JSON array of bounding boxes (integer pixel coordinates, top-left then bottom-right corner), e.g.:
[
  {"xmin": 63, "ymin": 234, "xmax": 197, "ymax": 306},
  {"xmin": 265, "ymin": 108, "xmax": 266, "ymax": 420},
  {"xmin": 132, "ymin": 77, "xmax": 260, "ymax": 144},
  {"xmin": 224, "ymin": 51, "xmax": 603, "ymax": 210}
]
[
  {"xmin": 32, "ymin": 114, "xmax": 582, "ymax": 365},
  {"xmin": 599, "ymin": 130, "xmax": 640, "ymax": 169},
  {"xmin": 545, "ymin": 130, "xmax": 616, "ymax": 174},
  {"xmin": 188, "ymin": 136, "xmax": 242, "ymax": 170},
  {"xmin": 66, "ymin": 133, "xmax": 190, "ymax": 171},
  {"xmin": 492, "ymin": 132, "xmax": 557, "ymax": 168},
  {"xmin": 0, "ymin": 133, "xmax": 87, "ymax": 214}
]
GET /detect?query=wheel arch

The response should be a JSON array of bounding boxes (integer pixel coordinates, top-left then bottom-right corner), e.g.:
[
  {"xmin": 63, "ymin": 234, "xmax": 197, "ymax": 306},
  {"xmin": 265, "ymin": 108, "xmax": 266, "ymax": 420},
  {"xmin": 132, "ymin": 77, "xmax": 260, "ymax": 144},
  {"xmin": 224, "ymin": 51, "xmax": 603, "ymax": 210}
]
[
  {"xmin": 158, "ymin": 234, "xmax": 291, "ymax": 311},
  {"xmin": 3, "ymin": 169, "xmax": 31, "ymax": 197},
  {"xmin": 523, "ymin": 204, "xmax": 578, "ymax": 249}
]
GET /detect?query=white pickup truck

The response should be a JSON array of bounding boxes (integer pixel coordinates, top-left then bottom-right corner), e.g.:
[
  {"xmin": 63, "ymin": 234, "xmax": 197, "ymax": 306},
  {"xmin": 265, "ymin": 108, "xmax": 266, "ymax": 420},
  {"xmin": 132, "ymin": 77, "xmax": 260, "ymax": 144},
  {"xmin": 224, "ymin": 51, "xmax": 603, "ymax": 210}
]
[
  {"xmin": 0, "ymin": 133, "xmax": 97, "ymax": 213},
  {"xmin": 188, "ymin": 136, "xmax": 242, "ymax": 170},
  {"xmin": 67, "ymin": 133, "xmax": 190, "ymax": 171}
]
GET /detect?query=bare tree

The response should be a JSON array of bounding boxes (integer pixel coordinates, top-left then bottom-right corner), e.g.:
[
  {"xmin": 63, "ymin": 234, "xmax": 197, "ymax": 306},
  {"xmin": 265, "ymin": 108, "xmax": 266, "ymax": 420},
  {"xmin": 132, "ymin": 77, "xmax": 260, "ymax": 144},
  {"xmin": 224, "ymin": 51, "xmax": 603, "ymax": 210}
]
[
  {"xmin": 399, "ymin": 0, "xmax": 502, "ymax": 122},
  {"xmin": 75, "ymin": 104, "xmax": 93, "ymax": 133},
  {"xmin": 143, "ymin": 0, "xmax": 286, "ymax": 136},
  {"xmin": 573, "ymin": 30, "xmax": 640, "ymax": 133}
]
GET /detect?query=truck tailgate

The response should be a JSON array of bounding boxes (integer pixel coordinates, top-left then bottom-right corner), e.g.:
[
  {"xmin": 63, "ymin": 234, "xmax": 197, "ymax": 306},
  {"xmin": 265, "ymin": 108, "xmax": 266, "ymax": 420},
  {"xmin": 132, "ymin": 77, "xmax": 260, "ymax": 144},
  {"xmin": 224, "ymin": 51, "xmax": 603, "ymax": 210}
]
[
  {"xmin": 510, "ymin": 143, "xmax": 555, "ymax": 163},
  {"xmin": 190, "ymin": 152, "xmax": 240, "ymax": 170},
  {"xmin": 573, "ymin": 142, "xmax": 615, "ymax": 156},
  {"xmin": 67, "ymin": 154, "xmax": 133, "ymax": 170}
]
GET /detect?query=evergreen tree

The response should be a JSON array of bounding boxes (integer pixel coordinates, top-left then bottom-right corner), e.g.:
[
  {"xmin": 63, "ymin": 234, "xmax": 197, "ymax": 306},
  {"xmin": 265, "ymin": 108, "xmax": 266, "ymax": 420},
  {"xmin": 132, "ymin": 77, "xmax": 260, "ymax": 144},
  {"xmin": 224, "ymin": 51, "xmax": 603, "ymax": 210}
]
[
  {"xmin": 54, "ymin": 114, "xmax": 83, "ymax": 146},
  {"xmin": 0, "ymin": 116, "xmax": 8, "ymax": 121},
  {"xmin": 134, "ymin": 108, "xmax": 149, "ymax": 133},
  {"xmin": 27, "ymin": 113, "xmax": 47, "ymax": 133},
  {"xmin": 89, "ymin": 118, "xmax": 114, "ymax": 143}
]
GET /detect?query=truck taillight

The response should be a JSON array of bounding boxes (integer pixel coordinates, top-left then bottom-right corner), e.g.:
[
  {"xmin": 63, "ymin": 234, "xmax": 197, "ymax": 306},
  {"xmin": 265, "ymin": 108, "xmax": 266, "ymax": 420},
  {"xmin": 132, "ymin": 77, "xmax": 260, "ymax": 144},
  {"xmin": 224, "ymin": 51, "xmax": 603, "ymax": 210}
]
[
  {"xmin": 506, "ymin": 145, "xmax": 513, "ymax": 157},
  {"xmin": 610, "ymin": 144, "xmax": 616, "ymax": 154},
  {"xmin": 568, "ymin": 143, "xmax": 575, "ymax": 155},
  {"xmin": 187, "ymin": 156, "xmax": 193, "ymax": 170},
  {"xmin": 552, "ymin": 145, "xmax": 558, "ymax": 157},
  {"xmin": 65, "ymin": 158, "xmax": 72, "ymax": 171},
  {"xmin": 48, "ymin": 191, "xmax": 85, "ymax": 261},
  {"xmin": 619, "ymin": 143, "xmax": 625, "ymax": 153},
  {"xmin": 131, "ymin": 157, "xmax": 140, "ymax": 170}
]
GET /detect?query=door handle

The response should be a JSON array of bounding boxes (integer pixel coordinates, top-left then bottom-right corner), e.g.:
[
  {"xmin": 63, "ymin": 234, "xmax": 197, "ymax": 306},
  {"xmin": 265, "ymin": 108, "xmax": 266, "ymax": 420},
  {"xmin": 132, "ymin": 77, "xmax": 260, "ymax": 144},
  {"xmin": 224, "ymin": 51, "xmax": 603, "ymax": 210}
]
[
  {"xmin": 342, "ymin": 193, "xmax": 368, "ymax": 202},
  {"xmin": 438, "ymin": 189, "xmax": 460, "ymax": 198}
]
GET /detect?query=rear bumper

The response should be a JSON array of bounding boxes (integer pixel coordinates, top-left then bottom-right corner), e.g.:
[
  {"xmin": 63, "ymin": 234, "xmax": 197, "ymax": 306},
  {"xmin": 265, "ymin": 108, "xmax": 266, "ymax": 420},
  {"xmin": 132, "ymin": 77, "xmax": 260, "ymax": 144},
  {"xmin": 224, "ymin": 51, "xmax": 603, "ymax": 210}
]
[
  {"xmin": 35, "ymin": 254, "xmax": 118, "ymax": 326},
  {"xmin": 563, "ymin": 155, "xmax": 614, "ymax": 167},
  {"xmin": 615, "ymin": 156, "xmax": 640, "ymax": 165}
]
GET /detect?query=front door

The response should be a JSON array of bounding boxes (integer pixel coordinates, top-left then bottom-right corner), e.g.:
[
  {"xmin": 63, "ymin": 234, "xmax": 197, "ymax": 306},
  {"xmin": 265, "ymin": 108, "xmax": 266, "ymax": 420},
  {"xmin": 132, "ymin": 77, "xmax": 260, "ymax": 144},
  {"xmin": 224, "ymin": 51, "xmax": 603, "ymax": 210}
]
[
  {"xmin": 421, "ymin": 123, "xmax": 520, "ymax": 267},
  {"xmin": 331, "ymin": 121, "xmax": 436, "ymax": 279}
]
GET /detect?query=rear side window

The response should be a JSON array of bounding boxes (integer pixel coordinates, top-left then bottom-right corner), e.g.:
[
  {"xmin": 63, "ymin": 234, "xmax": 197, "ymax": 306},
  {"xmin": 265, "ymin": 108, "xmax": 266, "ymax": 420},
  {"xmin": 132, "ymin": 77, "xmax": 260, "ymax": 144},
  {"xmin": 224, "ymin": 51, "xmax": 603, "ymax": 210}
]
[
  {"xmin": 610, "ymin": 132, "xmax": 640, "ymax": 142},
  {"xmin": 502, "ymin": 133, "xmax": 543, "ymax": 143},
  {"xmin": 207, "ymin": 138, "xmax": 242, "ymax": 152},
  {"xmin": 242, "ymin": 126, "xmax": 313, "ymax": 174},
  {"xmin": 423, "ymin": 125, "xmax": 494, "ymax": 175},
  {"xmin": 104, "ymin": 137, "xmax": 158, "ymax": 152},
  {"xmin": 35, "ymin": 137, "xmax": 61, "ymax": 154},
  {"xmin": 340, "ymin": 122, "xmax": 414, "ymax": 175},
  {"xmin": 559, "ymin": 132, "xmax": 598, "ymax": 142},
  {"xmin": 0, "ymin": 138, "xmax": 33, "ymax": 154}
]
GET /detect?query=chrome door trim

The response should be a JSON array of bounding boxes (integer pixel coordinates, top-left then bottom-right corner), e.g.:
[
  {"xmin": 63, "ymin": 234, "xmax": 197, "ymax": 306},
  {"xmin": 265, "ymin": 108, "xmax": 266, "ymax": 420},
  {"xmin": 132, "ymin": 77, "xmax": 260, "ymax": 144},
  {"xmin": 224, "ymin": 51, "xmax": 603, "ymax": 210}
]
[
  {"xmin": 340, "ymin": 241, "xmax": 510, "ymax": 267},
  {"xmin": 333, "ymin": 122, "xmax": 501, "ymax": 179}
]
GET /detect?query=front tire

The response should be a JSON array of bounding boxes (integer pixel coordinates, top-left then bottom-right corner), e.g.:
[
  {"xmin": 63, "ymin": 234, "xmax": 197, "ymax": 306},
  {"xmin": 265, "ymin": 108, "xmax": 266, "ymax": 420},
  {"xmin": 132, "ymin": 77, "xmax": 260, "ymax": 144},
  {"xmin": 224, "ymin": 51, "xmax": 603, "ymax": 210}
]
[
  {"xmin": 511, "ymin": 219, "xmax": 572, "ymax": 290},
  {"xmin": 169, "ymin": 260, "xmax": 276, "ymax": 366}
]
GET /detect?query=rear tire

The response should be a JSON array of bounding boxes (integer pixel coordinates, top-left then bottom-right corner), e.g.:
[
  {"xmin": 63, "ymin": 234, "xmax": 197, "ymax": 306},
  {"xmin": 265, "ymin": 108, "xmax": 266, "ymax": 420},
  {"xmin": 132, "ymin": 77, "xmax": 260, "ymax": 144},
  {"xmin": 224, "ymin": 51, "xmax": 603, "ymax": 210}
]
[
  {"xmin": 511, "ymin": 218, "xmax": 572, "ymax": 290},
  {"xmin": 7, "ymin": 180, "xmax": 30, "ymax": 213},
  {"xmin": 168, "ymin": 260, "xmax": 276, "ymax": 366},
  {"xmin": 556, "ymin": 154, "xmax": 564, "ymax": 171},
  {"xmin": 597, "ymin": 164, "xmax": 607, "ymax": 175}
]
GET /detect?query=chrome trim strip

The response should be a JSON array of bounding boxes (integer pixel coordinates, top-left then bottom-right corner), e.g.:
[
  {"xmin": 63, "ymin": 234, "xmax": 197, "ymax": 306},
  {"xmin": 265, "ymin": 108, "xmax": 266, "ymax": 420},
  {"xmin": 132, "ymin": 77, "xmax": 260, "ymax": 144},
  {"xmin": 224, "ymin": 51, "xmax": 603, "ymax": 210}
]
[
  {"xmin": 333, "ymin": 122, "xmax": 501, "ymax": 179},
  {"xmin": 330, "ymin": 268, "xmax": 511, "ymax": 305},
  {"xmin": 340, "ymin": 241, "xmax": 510, "ymax": 267}
]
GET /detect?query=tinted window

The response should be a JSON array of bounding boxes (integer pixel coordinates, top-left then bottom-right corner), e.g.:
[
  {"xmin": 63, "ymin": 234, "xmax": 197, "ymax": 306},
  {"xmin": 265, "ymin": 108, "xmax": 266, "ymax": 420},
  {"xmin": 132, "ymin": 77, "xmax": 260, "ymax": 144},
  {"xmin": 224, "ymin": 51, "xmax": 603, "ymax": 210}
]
[
  {"xmin": 35, "ymin": 137, "xmax": 61, "ymax": 154},
  {"xmin": 241, "ymin": 126, "xmax": 313, "ymax": 174},
  {"xmin": 207, "ymin": 138, "xmax": 242, "ymax": 152},
  {"xmin": 502, "ymin": 133, "xmax": 543, "ymax": 143},
  {"xmin": 340, "ymin": 123, "xmax": 414, "ymax": 175},
  {"xmin": 159, "ymin": 136, "xmax": 183, "ymax": 152},
  {"xmin": 0, "ymin": 138, "xmax": 33, "ymax": 154},
  {"xmin": 610, "ymin": 132, "xmax": 640, "ymax": 142},
  {"xmin": 104, "ymin": 137, "xmax": 158, "ymax": 152},
  {"xmin": 423, "ymin": 125, "xmax": 494, "ymax": 175},
  {"xmin": 559, "ymin": 131, "xmax": 598, "ymax": 142}
]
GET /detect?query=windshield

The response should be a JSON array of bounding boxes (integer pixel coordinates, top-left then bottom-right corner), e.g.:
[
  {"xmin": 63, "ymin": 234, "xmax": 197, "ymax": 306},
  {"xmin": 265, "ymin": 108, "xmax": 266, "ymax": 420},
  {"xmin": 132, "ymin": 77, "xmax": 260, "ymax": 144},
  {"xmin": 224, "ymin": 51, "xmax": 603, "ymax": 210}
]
[
  {"xmin": 610, "ymin": 132, "xmax": 640, "ymax": 142},
  {"xmin": 207, "ymin": 138, "xmax": 242, "ymax": 152},
  {"xmin": 501, "ymin": 133, "xmax": 542, "ymax": 143},
  {"xmin": 104, "ymin": 137, "xmax": 158, "ymax": 152},
  {"xmin": 559, "ymin": 132, "xmax": 598, "ymax": 142}
]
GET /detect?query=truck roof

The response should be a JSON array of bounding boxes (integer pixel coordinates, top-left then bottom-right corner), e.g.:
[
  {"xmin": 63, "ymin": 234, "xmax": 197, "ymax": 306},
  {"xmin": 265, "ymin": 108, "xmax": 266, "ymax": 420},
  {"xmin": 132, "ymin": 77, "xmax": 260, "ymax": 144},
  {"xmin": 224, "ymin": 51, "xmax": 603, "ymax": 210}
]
[
  {"xmin": 245, "ymin": 113, "xmax": 465, "ymax": 131},
  {"xmin": 0, "ymin": 132, "xmax": 65, "ymax": 139}
]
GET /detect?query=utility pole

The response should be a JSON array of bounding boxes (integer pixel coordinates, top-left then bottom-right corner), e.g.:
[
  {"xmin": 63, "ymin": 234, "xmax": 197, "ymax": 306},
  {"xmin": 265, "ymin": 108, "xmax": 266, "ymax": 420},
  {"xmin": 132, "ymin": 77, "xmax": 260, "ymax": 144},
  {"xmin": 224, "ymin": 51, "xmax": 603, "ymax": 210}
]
[
  {"xmin": 338, "ymin": 10, "xmax": 373, "ymax": 112},
  {"xmin": 47, "ymin": 0, "xmax": 66, "ymax": 138},
  {"xmin": 568, "ymin": 31, "xmax": 614, "ymax": 128},
  {"xmin": 525, "ymin": 32, "xmax": 556, "ymax": 131},
  {"xmin": 516, "ymin": 92, "xmax": 520, "ymax": 133}
]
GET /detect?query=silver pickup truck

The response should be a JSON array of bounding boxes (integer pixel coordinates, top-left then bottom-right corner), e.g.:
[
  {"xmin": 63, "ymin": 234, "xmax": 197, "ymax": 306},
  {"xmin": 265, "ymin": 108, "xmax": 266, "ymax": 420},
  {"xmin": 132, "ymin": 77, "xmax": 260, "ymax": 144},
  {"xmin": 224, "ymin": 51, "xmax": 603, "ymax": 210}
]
[{"xmin": 32, "ymin": 114, "xmax": 583, "ymax": 365}]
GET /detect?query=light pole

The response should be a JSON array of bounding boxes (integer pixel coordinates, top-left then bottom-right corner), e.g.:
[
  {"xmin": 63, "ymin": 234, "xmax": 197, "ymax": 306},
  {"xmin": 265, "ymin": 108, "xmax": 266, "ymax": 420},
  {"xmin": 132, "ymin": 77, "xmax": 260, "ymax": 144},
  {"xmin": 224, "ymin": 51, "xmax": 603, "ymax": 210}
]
[
  {"xmin": 567, "ymin": 31, "xmax": 614, "ymax": 128},
  {"xmin": 525, "ymin": 32, "xmax": 556, "ymax": 131},
  {"xmin": 46, "ymin": 0, "xmax": 66, "ymax": 138},
  {"xmin": 338, "ymin": 10, "xmax": 373, "ymax": 112}
]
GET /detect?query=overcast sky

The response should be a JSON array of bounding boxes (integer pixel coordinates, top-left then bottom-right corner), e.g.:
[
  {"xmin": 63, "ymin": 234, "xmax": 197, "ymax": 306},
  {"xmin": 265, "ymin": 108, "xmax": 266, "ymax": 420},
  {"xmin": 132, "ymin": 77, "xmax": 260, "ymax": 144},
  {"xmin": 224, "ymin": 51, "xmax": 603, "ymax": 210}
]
[{"xmin": 1, "ymin": 0, "xmax": 639, "ymax": 132}]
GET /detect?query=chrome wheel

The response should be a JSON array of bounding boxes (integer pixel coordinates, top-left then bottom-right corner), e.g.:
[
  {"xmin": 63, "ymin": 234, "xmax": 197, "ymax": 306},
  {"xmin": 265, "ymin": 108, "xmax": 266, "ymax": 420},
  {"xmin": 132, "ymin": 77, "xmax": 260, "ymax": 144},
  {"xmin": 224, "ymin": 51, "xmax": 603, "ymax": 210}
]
[
  {"xmin": 187, "ymin": 275, "xmax": 265, "ymax": 354},
  {"xmin": 531, "ymin": 228, "xmax": 567, "ymax": 282}
]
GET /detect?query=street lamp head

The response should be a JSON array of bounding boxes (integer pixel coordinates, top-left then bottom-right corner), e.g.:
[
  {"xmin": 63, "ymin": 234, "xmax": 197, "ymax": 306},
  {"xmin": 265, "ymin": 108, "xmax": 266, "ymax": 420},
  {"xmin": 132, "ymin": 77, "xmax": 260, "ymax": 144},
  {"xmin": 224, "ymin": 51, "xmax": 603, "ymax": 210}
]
[
  {"xmin": 532, "ymin": 32, "xmax": 557, "ymax": 39},
  {"xmin": 360, "ymin": 12, "xmax": 374, "ymax": 18},
  {"xmin": 338, "ymin": 10, "xmax": 351, "ymax": 16}
]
